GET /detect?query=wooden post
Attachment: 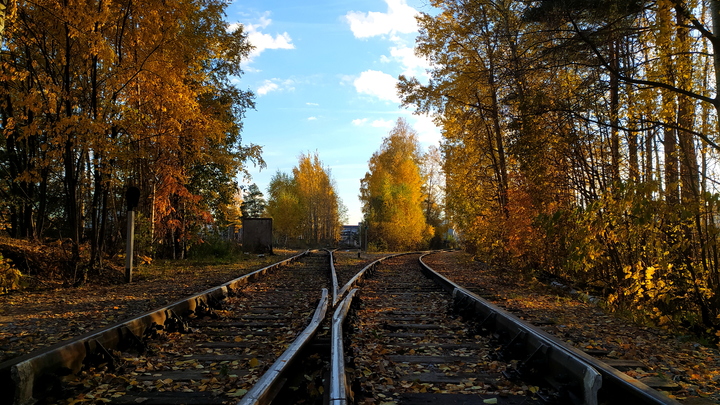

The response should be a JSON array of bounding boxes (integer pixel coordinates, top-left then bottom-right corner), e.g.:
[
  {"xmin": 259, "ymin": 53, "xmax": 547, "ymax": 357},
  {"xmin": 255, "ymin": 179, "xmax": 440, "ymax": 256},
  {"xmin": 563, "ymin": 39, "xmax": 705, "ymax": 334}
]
[
  {"xmin": 125, "ymin": 187, "xmax": 140, "ymax": 283},
  {"xmin": 125, "ymin": 209, "xmax": 135, "ymax": 283}
]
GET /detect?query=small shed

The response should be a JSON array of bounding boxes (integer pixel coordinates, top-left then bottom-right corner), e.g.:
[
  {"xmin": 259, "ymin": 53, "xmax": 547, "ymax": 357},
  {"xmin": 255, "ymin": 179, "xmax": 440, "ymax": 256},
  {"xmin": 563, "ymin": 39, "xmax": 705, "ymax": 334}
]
[{"xmin": 242, "ymin": 218, "xmax": 273, "ymax": 254}]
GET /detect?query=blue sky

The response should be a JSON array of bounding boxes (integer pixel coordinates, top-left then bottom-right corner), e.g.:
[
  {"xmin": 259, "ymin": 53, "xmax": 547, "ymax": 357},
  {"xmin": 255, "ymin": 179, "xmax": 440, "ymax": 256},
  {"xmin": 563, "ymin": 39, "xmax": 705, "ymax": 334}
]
[{"xmin": 226, "ymin": 0, "xmax": 440, "ymax": 225}]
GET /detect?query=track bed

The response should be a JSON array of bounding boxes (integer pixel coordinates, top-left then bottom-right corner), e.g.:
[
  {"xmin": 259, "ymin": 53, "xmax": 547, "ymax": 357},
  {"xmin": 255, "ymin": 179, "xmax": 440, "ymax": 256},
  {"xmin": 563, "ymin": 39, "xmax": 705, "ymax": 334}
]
[
  {"xmin": 346, "ymin": 254, "xmax": 546, "ymax": 405},
  {"xmin": 55, "ymin": 252, "xmax": 330, "ymax": 405}
]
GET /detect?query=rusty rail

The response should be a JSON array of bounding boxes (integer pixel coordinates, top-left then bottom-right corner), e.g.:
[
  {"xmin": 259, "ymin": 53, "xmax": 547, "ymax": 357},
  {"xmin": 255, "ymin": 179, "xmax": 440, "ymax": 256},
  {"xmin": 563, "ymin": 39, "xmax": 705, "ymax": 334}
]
[{"xmin": 326, "ymin": 249, "xmax": 340, "ymax": 306}]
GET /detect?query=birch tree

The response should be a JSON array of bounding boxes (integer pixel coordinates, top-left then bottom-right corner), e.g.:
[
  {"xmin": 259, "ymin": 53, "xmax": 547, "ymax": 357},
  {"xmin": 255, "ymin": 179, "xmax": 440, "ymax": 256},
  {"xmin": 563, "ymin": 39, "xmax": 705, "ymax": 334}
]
[{"xmin": 360, "ymin": 118, "xmax": 430, "ymax": 251}]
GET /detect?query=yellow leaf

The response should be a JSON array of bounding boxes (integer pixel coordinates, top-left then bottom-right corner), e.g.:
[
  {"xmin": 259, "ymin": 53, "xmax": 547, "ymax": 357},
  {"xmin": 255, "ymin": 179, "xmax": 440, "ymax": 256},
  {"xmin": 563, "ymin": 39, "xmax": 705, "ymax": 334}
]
[
  {"xmin": 249, "ymin": 358, "xmax": 259, "ymax": 368},
  {"xmin": 483, "ymin": 399, "xmax": 498, "ymax": 404},
  {"xmin": 227, "ymin": 388, "xmax": 248, "ymax": 397}
]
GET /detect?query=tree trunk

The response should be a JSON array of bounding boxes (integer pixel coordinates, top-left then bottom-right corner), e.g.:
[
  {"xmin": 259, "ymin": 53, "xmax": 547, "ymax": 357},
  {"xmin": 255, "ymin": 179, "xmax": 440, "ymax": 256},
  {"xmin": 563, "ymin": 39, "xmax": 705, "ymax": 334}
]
[{"xmin": 610, "ymin": 40, "xmax": 620, "ymax": 185}]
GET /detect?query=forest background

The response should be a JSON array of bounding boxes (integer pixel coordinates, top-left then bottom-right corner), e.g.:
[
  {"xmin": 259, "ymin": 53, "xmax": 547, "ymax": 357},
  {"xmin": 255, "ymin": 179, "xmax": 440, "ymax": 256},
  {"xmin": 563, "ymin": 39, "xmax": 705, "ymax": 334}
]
[
  {"xmin": 398, "ymin": 0, "xmax": 720, "ymax": 339},
  {"xmin": 4, "ymin": 0, "xmax": 720, "ymax": 342},
  {"xmin": 0, "ymin": 0, "xmax": 264, "ymax": 285}
]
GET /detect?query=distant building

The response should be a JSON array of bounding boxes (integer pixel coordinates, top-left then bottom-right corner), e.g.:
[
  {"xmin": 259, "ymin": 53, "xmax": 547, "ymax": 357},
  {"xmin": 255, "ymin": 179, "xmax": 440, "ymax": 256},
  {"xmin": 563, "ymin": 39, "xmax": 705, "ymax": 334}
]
[
  {"xmin": 242, "ymin": 218, "xmax": 273, "ymax": 254},
  {"xmin": 340, "ymin": 225, "xmax": 359, "ymax": 247}
]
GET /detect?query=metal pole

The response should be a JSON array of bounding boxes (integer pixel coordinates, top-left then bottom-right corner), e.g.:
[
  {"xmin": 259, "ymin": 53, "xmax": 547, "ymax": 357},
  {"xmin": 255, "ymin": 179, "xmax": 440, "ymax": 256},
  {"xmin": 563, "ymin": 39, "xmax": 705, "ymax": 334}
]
[
  {"xmin": 125, "ymin": 209, "xmax": 135, "ymax": 283},
  {"xmin": 364, "ymin": 224, "xmax": 368, "ymax": 251}
]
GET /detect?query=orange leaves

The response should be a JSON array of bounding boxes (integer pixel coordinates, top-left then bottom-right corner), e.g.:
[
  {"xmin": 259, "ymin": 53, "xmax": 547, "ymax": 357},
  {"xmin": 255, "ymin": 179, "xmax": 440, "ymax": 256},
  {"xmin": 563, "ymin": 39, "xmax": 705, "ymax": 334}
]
[{"xmin": 2, "ymin": 0, "xmax": 257, "ymax": 257}]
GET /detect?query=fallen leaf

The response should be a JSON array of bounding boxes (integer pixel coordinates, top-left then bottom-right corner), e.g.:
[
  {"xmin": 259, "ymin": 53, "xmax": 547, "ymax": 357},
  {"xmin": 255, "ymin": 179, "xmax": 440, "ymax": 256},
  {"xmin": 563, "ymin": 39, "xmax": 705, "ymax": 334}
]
[{"xmin": 227, "ymin": 388, "xmax": 248, "ymax": 397}]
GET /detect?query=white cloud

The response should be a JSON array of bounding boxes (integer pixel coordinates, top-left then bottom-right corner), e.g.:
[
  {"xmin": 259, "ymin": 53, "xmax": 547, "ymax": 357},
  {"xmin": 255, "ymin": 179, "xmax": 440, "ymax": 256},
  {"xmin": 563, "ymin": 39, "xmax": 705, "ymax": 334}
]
[
  {"xmin": 379, "ymin": 45, "xmax": 431, "ymax": 78},
  {"xmin": 353, "ymin": 70, "xmax": 399, "ymax": 103},
  {"xmin": 389, "ymin": 46, "xmax": 431, "ymax": 76},
  {"xmin": 409, "ymin": 114, "xmax": 441, "ymax": 145},
  {"xmin": 306, "ymin": 102, "xmax": 319, "ymax": 106},
  {"xmin": 257, "ymin": 81, "xmax": 279, "ymax": 95},
  {"xmin": 345, "ymin": 0, "xmax": 419, "ymax": 39},
  {"xmin": 351, "ymin": 118, "xmax": 395, "ymax": 129},
  {"xmin": 257, "ymin": 78, "xmax": 295, "ymax": 96},
  {"xmin": 308, "ymin": 116, "xmax": 318, "ymax": 121},
  {"xmin": 233, "ymin": 12, "xmax": 294, "ymax": 61},
  {"xmin": 371, "ymin": 119, "xmax": 394, "ymax": 128},
  {"xmin": 248, "ymin": 31, "xmax": 293, "ymax": 58}
]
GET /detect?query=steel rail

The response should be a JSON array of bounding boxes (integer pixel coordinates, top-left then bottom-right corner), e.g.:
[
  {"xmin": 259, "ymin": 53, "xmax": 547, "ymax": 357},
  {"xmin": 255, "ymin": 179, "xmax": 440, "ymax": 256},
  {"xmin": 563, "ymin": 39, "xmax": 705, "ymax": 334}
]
[
  {"xmin": 237, "ymin": 288, "xmax": 330, "ymax": 405},
  {"xmin": 418, "ymin": 253, "xmax": 601, "ymax": 405},
  {"xmin": 418, "ymin": 252, "xmax": 682, "ymax": 405},
  {"xmin": 329, "ymin": 288, "xmax": 358, "ymax": 405},
  {"xmin": 326, "ymin": 249, "xmax": 340, "ymax": 306},
  {"xmin": 1, "ymin": 250, "xmax": 309, "ymax": 405},
  {"xmin": 327, "ymin": 252, "xmax": 418, "ymax": 404}
]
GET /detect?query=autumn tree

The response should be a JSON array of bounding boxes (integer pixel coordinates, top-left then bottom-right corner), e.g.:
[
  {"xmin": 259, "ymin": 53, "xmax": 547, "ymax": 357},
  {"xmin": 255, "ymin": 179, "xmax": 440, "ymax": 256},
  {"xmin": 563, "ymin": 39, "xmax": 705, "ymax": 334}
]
[
  {"xmin": 0, "ymin": 0, "xmax": 261, "ymax": 281},
  {"xmin": 523, "ymin": 0, "xmax": 720, "ymax": 330},
  {"xmin": 400, "ymin": 0, "xmax": 720, "ymax": 333},
  {"xmin": 400, "ymin": 0, "xmax": 572, "ymax": 265},
  {"xmin": 217, "ymin": 187, "xmax": 244, "ymax": 234},
  {"xmin": 265, "ymin": 154, "xmax": 344, "ymax": 246},
  {"xmin": 360, "ymin": 118, "xmax": 431, "ymax": 251},
  {"xmin": 266, "ymin": 172, "xmax": 303, "ymax": 246},
  {"xmin": 0, "ymin": 0, "xmax": 9, "ymax": 38},
  {"xmin": 420, "ymin": 146, "xmax": 447, "ymax": 248}
]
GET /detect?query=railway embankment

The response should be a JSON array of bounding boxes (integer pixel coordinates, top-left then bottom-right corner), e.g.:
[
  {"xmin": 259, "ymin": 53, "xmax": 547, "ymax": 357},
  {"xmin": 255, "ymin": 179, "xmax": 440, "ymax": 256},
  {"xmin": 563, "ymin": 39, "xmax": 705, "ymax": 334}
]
[
  {"xmin": 0, "ymin": 250, "xmax": 303, "ymax": 363},
  {"xmin": 424, "ymin": 251, "xmax": 720, "ymax": 404}
]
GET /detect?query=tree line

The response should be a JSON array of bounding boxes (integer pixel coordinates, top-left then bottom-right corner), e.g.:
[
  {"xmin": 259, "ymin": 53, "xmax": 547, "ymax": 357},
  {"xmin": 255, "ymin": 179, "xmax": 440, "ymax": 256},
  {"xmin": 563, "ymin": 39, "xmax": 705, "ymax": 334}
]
[
  {"xmin": 0, "ymin": 0, "xmax": 443, "ymax": 284},
  {"xmin": 262, "ymin": 120, "xmax": 449, "ymax": 252},
  {"xmin": 399, "ymin": 0, "xmax": 720, "ymax": 334},
  {"xmin": 0, "ymin": 0, "xmax": 261, "ymax": 283}
]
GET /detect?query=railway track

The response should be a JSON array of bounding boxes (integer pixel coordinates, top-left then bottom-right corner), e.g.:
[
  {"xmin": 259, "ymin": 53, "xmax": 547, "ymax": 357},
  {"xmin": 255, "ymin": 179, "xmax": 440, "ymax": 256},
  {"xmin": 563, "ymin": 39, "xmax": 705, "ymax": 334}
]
[
  {"xmin": 97, "ymin": 250, "xmax": 328, "ymax": 405},
  {"xmin": 331, "ymin": 252, "xmax": 682, "ymax": 405},
  {"xmin": 343, "ymin": 254, "xmax": 545, "ymax": 404},
  {"xmin": 417, "ymin": 252, "xmax": 686, "ymax": 405},
  {"xmin": 3, "ymin": 249, "xmax": 685, "ymax": 405},
  {"xmin": 332, "ymin": 250, "xmax": 385, "ymax": 289},
  {"xmin": 1, "ymin": 251, "xmax": 330, "ymax": 405}
]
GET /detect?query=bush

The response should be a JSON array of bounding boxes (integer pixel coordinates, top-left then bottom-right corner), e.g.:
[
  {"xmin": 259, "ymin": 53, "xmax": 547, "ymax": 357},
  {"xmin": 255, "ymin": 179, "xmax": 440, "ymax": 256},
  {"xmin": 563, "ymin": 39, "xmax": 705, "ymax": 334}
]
[
  {"xmin": 0, "ymin": 254, "xmax": 21, "ymax": 293},
  {"xmin": 187, "ymin": 233, "xmax": 242, "ymax": 261}
]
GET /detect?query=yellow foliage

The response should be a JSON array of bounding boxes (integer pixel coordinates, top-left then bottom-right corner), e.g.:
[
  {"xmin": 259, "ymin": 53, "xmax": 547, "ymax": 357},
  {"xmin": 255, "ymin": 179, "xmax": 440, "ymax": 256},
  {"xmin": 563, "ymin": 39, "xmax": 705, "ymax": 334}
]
[
  {"xmin": 0, "ymin": 255, "xmax": 20, "ymax": 293},
  {"xmin": 360, "ymin": 118, "xmax": 429, "ymax": 251}
]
